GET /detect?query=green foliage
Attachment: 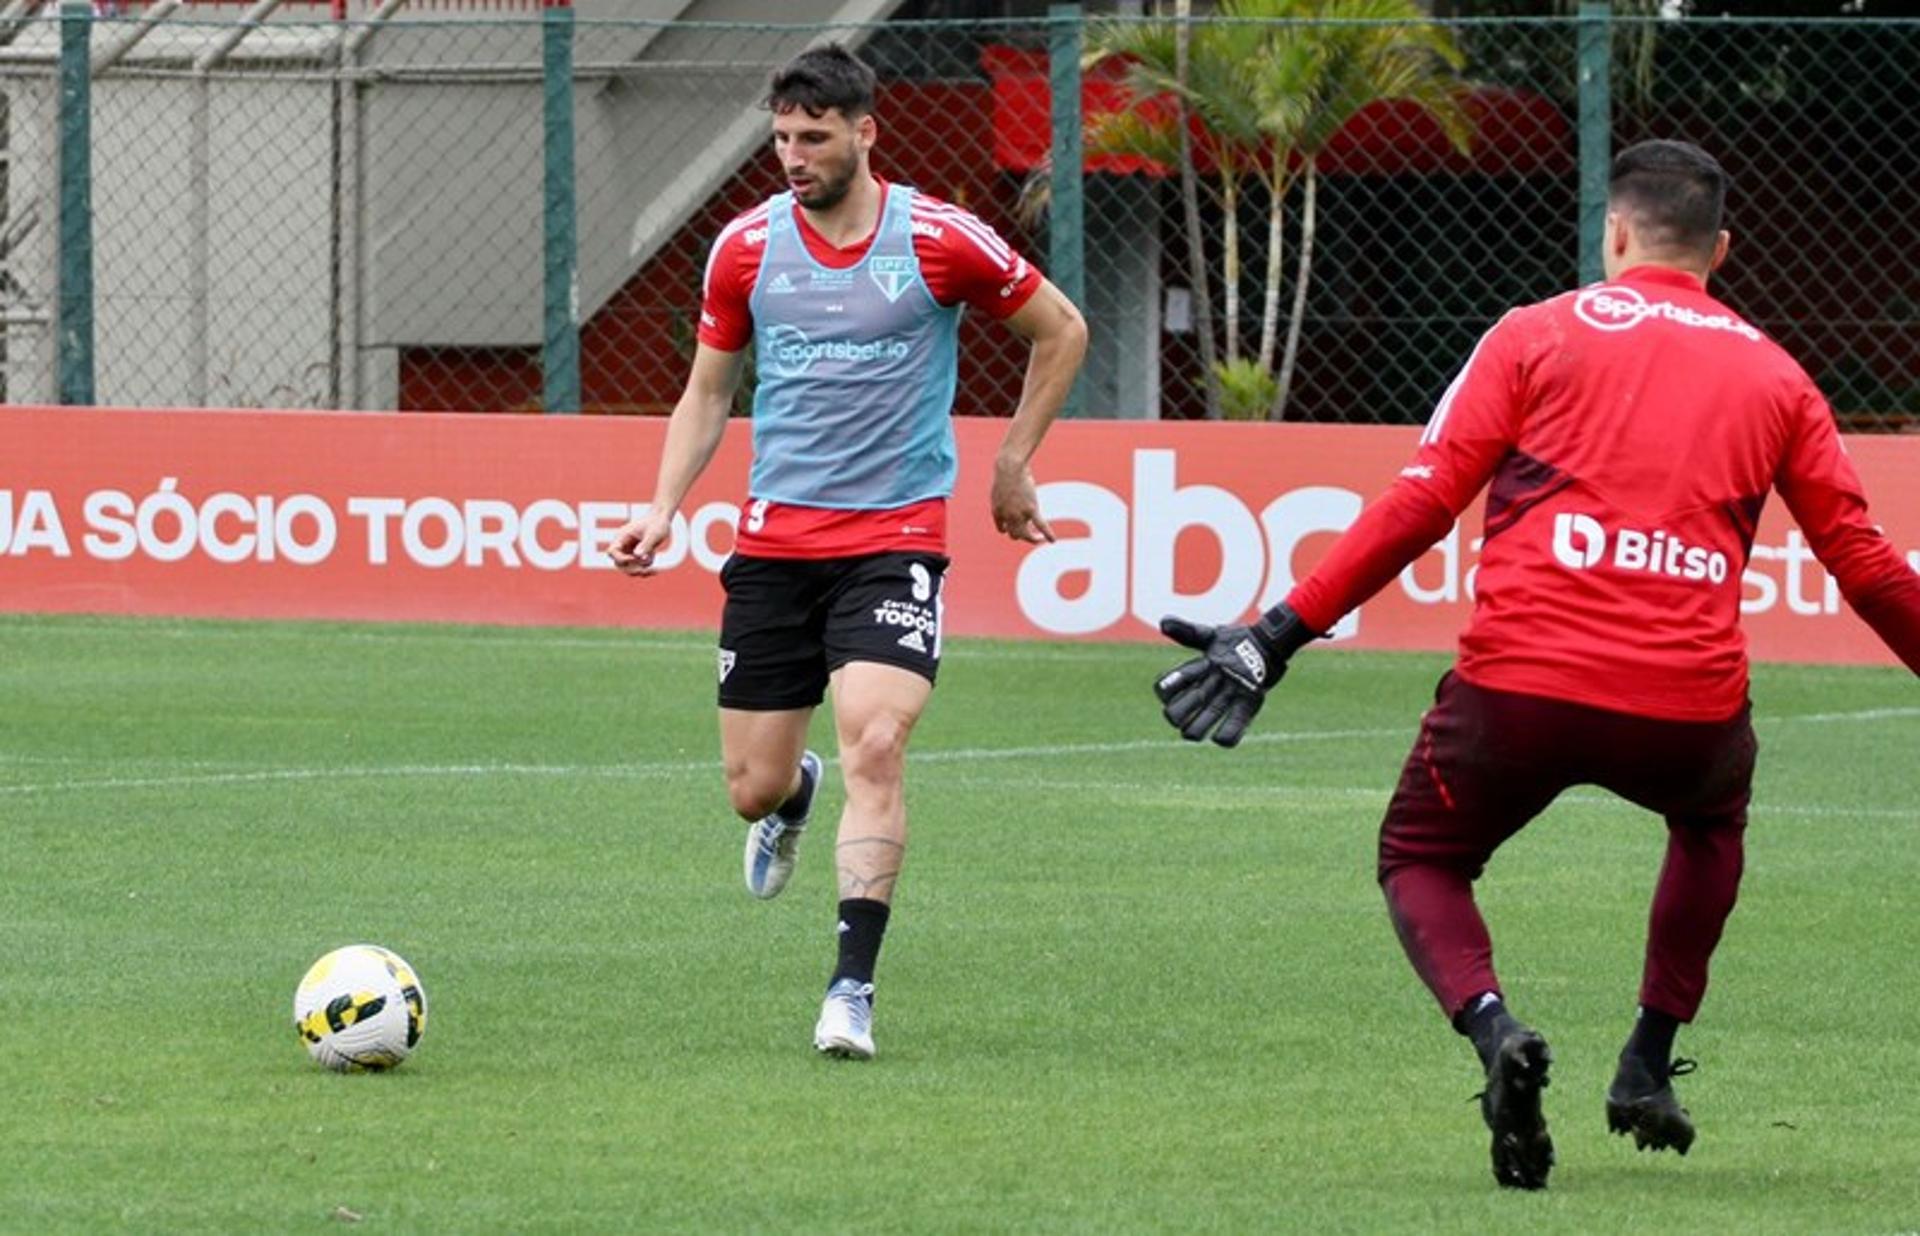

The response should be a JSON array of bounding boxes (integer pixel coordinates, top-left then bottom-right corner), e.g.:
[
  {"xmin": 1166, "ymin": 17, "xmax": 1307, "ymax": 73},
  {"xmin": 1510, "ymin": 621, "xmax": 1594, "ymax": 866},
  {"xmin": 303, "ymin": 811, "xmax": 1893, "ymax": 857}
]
[
  {"xmin": 1085, "ymin": 10, "xmax": 1274, "ymax": 179},
  {"xmin": 1213, "ymin": 355, "xmax": 1281, "ymax": 419},
  {"xmin": 1284, "ymin": 0, "xmax": 1472, "ymax": 161},
  {"xmin": 1088, "ymin": 3, "xmax": 1473, "ymax": 413}
]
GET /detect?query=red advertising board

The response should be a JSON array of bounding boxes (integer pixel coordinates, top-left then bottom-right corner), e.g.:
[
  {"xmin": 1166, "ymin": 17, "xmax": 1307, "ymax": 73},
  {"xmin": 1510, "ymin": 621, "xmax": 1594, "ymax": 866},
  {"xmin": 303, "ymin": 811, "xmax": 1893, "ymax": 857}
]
[{"xmin": 2, "ymin": 406, "xmax": 1915, "ymax": 665}]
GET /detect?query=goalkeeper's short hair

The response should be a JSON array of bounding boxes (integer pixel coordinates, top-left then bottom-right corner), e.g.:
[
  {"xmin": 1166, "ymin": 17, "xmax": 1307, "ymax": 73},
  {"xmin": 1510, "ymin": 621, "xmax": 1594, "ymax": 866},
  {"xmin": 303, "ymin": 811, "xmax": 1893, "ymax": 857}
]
[{"xmin": 1609, "ymin": 139, "xmax": 1728, "ymax": 260}]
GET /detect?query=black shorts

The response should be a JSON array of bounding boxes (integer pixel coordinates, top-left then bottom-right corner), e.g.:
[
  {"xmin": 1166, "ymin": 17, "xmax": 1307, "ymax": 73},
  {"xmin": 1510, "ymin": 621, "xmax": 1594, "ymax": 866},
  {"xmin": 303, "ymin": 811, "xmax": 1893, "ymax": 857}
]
[{"xmin": 717, "ymin": 551, "xmax": 950, "ymax": 710}]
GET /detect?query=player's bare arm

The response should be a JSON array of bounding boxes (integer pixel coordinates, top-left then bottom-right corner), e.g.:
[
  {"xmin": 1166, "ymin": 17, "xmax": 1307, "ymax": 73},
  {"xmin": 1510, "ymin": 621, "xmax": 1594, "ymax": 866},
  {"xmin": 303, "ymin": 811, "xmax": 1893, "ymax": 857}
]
[
  {"xmin": 609, "ymin": 344, "xmax": 745, "ymax": 576},
  {"xmin": 991, "ymin": 277, "xmax": 1088, "ymax": 544}
]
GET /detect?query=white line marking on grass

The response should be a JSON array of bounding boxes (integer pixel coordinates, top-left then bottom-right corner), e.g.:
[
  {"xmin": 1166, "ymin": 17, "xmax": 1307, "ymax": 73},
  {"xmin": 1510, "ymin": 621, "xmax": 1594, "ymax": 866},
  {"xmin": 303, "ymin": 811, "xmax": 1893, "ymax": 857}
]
[
  {"xmin": 0, "ymin": 759, "xmax": 721, "ymax": 798},
  {"xmin": 907, "ymin": 726, "xmax": 1409, "ymax": 765},
  {"xmin": 2, "ymin": 758, "xmax": 1904, "ymax": 821},
  {"xmin": 900, "ymin": 702, "xmax": 1917, "ymax": 767},
  {"xmin": 2, "ymin": 707, "xmax": 1910, "ymax": 802},
  {"xmin": 913, "ymin": 775, "xmax": 1911, "ymax": 822},
  {"xmin": 0, "ymin": 729, "xmax": 1402, "ymax": 798},
  {"xmin": 1762, "ymin": 706, "xmax": 1920, "ymax": 724},
  {"xmin": 1556, "ymin": 793, "xmax": 1912, "ymax": 821}
]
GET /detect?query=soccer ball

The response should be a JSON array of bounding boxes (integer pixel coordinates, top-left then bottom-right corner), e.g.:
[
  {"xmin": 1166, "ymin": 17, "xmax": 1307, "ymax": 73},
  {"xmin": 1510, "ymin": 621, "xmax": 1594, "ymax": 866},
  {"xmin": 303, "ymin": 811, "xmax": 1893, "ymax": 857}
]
[{"xmin": 293, "ymin": 944, "xmax": 428, "ymax": 1072}]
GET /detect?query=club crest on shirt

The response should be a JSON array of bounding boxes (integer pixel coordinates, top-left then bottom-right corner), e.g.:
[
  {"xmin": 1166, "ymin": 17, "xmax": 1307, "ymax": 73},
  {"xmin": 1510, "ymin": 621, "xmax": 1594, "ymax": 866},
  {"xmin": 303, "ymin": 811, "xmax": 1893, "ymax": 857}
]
[{"xmin": 869, "ymin": 256, "xmax": 915, "ymax": 304}]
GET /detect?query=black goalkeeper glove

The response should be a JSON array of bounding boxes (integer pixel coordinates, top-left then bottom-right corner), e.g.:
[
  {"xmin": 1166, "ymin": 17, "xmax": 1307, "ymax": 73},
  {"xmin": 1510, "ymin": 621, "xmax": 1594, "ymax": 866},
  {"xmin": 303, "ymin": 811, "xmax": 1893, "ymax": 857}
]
[{"xmin": 1152, "ymin": 603, "xmax": 1319, "ymax": 747}]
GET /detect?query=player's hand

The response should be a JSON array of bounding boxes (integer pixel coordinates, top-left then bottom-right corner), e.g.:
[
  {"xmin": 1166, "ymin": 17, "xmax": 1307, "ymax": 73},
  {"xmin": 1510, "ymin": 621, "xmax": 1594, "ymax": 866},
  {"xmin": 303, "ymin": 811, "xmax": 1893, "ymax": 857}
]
[
  {"xmin": 990, "ymin": 458, "xmax": 1054, "ymax": 544},
  {"xmin": 1152, "ymin": 617, "xmax": 1281, "ymax": 747},
  {"xmin": 607, "ymin": 507, "xmax": 674, "ymax": 577},
  {"xmin": 1152, "ymin": 605, "xmax": 1316, "ymax": 748}
]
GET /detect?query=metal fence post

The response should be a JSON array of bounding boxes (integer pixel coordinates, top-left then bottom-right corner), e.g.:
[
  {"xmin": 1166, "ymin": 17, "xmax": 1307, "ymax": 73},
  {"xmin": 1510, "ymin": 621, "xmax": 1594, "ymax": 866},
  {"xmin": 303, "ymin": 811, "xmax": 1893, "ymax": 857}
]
[
  {"xmin": 1577, "ymin": 0, "xmax": 1612, "ymax": 286},
  {"xmin": 1048, "ymin": 2, "xmax": 1085, "ymax": 417},
  {"xmin": 542, "ymin": 0, "xmax": 581, "ymax": 414},
  {"xmin": 56, "ymin": 1, "xmax": 95, "ymax": 406}
]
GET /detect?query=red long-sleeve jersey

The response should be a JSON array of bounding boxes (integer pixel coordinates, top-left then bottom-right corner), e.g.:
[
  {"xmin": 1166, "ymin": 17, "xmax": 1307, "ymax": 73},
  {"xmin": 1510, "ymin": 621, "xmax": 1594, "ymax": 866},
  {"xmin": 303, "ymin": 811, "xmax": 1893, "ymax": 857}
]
[{"xmin": 1287, "ymin": 264, "xmax": 1920, "ymax": 721}]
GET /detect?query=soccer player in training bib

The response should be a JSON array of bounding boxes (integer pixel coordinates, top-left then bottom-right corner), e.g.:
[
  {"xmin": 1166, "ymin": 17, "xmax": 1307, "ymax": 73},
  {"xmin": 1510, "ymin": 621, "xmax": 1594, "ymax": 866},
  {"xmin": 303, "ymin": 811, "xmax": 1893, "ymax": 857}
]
[
  {"xmin": 1151, "ymin": 141, "xmax": 1920, "ymax": 1188},
  {"xmin": 610, "ymin": 45, "xmax": 1086, "ymax": 1060}
]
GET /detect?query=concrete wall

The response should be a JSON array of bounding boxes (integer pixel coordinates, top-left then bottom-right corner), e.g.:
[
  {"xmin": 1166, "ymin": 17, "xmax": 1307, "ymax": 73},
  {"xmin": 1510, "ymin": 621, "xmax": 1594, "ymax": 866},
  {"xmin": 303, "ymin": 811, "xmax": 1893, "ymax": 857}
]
[
  {"xmin": 3, "ymin": 0, "xmax": 914, "ymax": 410},
  {"xmin": 1083, "ymin": 176, "xmax": 1160, "ymax": 420},
  {"xmin": 85, "ymin": 76, "xmax": 334, "ymax": 407},
  {"xmin": 357, "ymin": 0, "xmax": 905, "ymax": 357},
  {"xmin": 1, "ymin": 72, "xmax": 57, "ymax": 404}
]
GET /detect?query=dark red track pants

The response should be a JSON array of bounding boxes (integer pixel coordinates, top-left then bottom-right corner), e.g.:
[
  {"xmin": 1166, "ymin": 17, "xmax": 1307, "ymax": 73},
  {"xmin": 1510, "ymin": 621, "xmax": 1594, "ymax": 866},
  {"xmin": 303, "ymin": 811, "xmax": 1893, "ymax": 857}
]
[{"xmin": 1378, "ymin": 671, "xmax": 1756, "ymax": 1023}]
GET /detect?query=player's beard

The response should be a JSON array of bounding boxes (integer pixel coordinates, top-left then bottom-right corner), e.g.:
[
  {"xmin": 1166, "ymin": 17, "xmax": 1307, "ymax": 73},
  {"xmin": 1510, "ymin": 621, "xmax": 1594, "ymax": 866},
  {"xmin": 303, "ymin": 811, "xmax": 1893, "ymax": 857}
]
[{"xmin": 795, "ymin": 155, "xmax": 857, "ymax": 212}]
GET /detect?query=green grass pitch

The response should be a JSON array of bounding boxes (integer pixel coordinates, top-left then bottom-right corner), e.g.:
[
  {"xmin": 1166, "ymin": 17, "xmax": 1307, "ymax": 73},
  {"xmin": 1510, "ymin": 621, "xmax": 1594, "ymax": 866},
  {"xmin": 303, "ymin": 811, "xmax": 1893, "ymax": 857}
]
[{"xmin": 2, "ymin": 613, "xmax": 1916, "ymax": 1232}]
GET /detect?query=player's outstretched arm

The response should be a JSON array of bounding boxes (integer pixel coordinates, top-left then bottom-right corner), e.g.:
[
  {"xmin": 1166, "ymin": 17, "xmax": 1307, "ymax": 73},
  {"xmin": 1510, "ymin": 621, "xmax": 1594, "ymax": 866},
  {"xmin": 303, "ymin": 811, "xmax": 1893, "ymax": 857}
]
[
  {"xmin": 1149, "ymin": 309, "xmax": 1522, "ymax": 746},
  {"xmin": 609, "ymin": 344, "xmax": 745, "ymax": 577},
  {"xmin": 1153, "ymin": 603, "xmax": 1321, "ymax": 748},
  {"xmin": 991, "ymin": 278, "xmax": 1088, "ymax": 543}
]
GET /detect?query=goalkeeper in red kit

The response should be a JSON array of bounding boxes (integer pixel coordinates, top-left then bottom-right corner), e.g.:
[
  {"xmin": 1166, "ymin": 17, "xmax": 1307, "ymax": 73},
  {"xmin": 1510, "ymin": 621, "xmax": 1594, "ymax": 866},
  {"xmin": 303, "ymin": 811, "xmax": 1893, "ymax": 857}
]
[{"xmin": 1153, "ymin": 140, "xmax": 1920, "ymax": 1190}]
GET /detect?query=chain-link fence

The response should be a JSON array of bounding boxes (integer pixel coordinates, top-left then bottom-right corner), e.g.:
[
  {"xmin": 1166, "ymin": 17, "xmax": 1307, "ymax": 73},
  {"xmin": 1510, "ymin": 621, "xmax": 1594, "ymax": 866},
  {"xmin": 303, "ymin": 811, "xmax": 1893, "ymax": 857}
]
[
  {"xmin": 5, "ymin": 8, "xmax": 1918, "ymax": 428},
  {"xmin": 1612, "ymin": 17, "xmax": 1920, "ymax": 432},
  {"xmin": 1, "ymin": 6, "xmax": 559, "ymax": 412}
]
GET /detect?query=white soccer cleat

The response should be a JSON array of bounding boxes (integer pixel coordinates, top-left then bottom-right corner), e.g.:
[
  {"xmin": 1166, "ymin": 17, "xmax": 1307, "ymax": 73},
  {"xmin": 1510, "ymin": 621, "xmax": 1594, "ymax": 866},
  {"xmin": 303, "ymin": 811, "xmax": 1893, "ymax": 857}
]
[
  {"xmin": 743, "ymin": 750, "xmax": 822, "ymax": 900},
  {"xmin": 813, "ymin": 977, "xmax": 876, "ymax": 1060}
]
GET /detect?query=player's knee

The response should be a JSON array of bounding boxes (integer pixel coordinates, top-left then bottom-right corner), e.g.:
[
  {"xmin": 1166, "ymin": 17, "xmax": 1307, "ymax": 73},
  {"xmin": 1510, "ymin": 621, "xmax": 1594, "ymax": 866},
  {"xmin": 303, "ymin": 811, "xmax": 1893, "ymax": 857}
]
[
  {"xmin": 724, "ymin": 762, "xmax": 790, "ymax": 820},
  {"xmin": 838, "ymin": 715, "xmax": 910, "ymax": 789},
  {"xmin": 1377, "ymin": 835, "xmax": 1414, "ymax": 886}
]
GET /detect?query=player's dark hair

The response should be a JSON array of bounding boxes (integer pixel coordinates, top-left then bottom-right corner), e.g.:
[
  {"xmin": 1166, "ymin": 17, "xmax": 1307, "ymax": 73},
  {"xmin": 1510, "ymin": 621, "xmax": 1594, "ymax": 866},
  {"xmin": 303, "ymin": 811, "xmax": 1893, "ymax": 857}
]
[
  {"xmin": 765, "ymin": 43, "xmax": 877, "ymax": 119},
  {"xmin": 1608, "ymin": 140, "xmax": 1727, "ymax": 258}
]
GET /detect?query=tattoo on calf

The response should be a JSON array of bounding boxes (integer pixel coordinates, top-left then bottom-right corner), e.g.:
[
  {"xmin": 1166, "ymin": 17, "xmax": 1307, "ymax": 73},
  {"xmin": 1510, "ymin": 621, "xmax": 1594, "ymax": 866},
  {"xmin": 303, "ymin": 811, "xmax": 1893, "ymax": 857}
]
[{"xmin": 836, "ymin": 836, "xmax": 905, "ymax": 898}]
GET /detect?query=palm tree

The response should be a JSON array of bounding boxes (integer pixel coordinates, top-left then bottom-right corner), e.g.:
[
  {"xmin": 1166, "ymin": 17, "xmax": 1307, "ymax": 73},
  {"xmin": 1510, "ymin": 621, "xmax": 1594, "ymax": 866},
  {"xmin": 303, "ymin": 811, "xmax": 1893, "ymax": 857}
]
[
  {"xmin": 1173, "ymin": 0, "xmax": 1222, "ymax": 419},
  {"xmin": 1085, "ymin": 2, "xmax": 1470, "ymax": 419},
  {"xmin": 1087, "ymin": 15, "xmax": 1270, "ymax": 367},
  {"xmin": 1269, "ymin": 2, "xmax": 1472, "ymax": 419}
]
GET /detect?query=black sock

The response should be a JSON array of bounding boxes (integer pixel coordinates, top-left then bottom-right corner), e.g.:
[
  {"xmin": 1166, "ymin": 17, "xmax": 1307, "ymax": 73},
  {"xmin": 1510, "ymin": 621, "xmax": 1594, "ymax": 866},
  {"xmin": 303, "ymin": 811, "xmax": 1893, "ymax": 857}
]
[
  {"xmin": 1454, "ymin": 991, "xmax": 1519, "ymax": 1071},
  {"xmin": 831, "ymin": 898, "xmax": 890, "ymax": 989},
  {"xmin": 1623, "ymin": 1006, "xmax": 1680, "ymax": 1073},
  {"xmin": 776, "ymin": 758, "xmax": 816, "ymax": 823}
]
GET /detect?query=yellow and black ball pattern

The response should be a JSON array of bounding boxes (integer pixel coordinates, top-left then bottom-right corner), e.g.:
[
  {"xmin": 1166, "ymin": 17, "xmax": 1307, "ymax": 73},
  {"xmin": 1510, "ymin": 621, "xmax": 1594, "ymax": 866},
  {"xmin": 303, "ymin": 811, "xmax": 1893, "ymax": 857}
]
[{"xmin": 292, "ymin": 944, "xmax": 428, "ymax": 1072}]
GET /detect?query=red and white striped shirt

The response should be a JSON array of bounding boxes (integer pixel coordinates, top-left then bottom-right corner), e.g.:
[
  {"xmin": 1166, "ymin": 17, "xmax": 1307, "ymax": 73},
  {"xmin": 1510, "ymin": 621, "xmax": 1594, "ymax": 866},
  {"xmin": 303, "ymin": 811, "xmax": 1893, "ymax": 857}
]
[{"xmin": 698, "ymin": 181, "xmax": 1040, "ymax": 352}]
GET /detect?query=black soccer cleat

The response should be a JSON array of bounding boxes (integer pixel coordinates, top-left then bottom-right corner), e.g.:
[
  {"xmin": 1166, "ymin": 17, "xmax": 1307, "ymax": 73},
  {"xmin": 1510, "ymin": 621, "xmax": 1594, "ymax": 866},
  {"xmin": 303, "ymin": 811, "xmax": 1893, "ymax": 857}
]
[
  {"xmin": 1478, "ymin": 1029, "xmax": 1555, "ymax": 1190},
  {"xmin": 1607, "ymin": 1056, "xmax": 1698, "ymax": 1155}
]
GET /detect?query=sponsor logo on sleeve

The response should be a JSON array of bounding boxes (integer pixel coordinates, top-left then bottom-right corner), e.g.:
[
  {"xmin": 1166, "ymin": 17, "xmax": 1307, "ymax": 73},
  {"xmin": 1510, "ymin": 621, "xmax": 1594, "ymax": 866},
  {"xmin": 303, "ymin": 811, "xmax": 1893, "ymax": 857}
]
[{"xmin": 998, "ymin": 257, "xmax": 1030, "ymax": 299}]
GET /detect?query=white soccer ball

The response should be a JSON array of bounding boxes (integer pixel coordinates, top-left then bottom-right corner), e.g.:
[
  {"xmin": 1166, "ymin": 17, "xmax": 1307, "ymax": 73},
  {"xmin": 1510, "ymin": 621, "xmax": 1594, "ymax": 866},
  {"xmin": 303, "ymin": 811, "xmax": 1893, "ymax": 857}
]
[{"xmin": 293, "ymin": 944, "xmax": 428, "ymax": 1072}]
